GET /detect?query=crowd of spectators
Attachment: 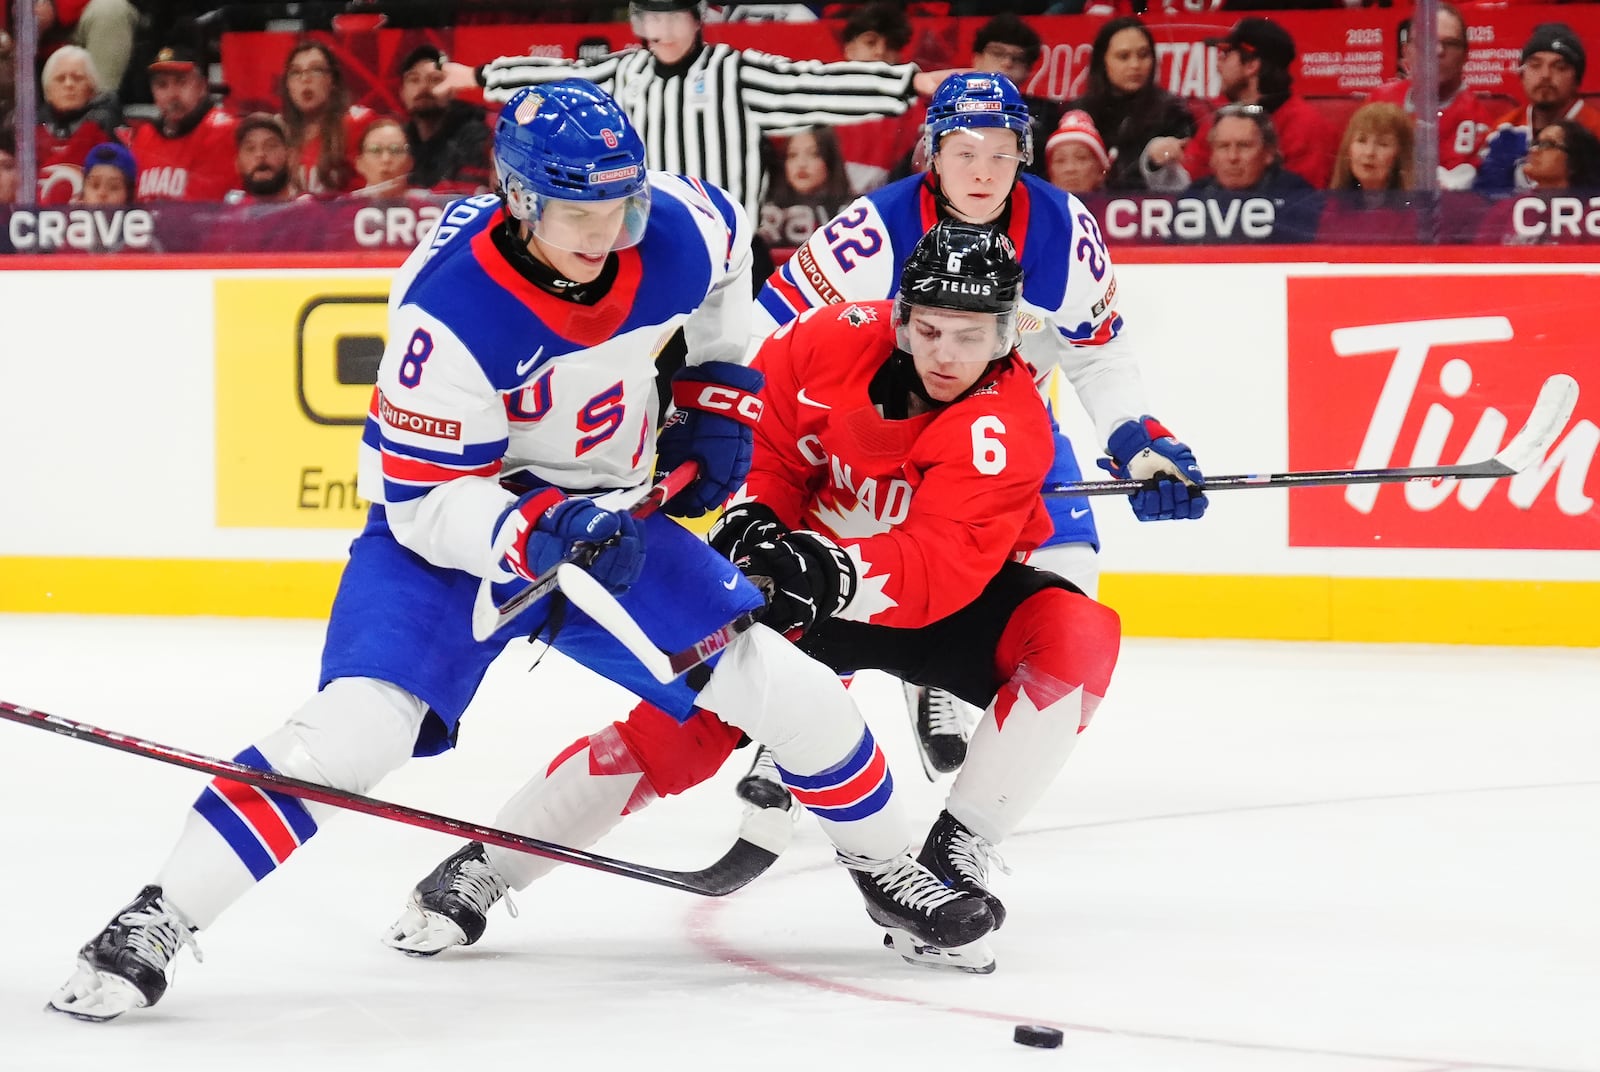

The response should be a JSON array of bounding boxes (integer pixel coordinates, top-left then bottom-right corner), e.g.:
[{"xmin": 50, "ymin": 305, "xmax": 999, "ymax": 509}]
[{"xmin": 0, "ymin": 2, "xmax": 1598, "ymax": 249}]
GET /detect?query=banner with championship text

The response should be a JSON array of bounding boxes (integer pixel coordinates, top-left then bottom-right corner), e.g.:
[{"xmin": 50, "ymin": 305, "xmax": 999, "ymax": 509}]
[
  {"xmin": 214, "ymin": 276, "xmax": 390, "ymax": 529},
  {"xmin": 1285, "ymin": 274, "xmax": 1599, "ymax": 550}
]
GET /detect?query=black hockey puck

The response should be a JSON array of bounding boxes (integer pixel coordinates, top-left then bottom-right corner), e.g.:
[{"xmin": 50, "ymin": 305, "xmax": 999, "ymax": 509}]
[{"xmin": 1013, "ymin": 1024, "xmax": 1063, "ymax": 1049}]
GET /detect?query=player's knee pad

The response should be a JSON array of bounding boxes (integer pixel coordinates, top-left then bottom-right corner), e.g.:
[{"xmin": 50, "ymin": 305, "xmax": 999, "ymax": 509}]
[
  {"xmin": 996, "ymin": 588, "xmax": 1120, "ymax": 724},
  {"xmin": 1026, "ymin": 540, "xmax": 1100, "ymax": 599},
  {"xmin": 615, "ymin": 702, "xmax": 742, "ymax": 798},
  {"xmin": 266, "ymin": 677, "xmax": 426, "ymax": 793},
  {"xmin": 695, "ymin": 623, "xmax": 858, "ymax": 761}
]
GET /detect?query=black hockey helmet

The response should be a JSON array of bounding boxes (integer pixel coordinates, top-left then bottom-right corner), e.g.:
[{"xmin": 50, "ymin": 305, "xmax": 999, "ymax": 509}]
[{"xmin": 894, "ymin": 221, "xmax": 1024, "ymax": 360}]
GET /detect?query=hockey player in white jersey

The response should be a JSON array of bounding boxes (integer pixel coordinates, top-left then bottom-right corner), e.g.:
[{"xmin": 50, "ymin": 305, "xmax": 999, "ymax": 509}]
[
  {"xmin": 47, "ymin": 81, "xmax": 992, "ymax": 1023},
  {"xmin": 743, "ymin": 71, "xmax": 1207, "ymax": 788}
]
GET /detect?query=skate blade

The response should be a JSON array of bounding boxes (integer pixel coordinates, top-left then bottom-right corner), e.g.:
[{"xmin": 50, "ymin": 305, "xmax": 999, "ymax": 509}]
[
  {"xmin": 46, "ymin": 964, "xmax": 149, "ymax": 1022},
  {"xmin": 882, "ymin": 930, "xmax": 996, "ymax": 975},
  {"xmin": 382, "ymin": 904, "xmax": 468, "ymax": 957}
]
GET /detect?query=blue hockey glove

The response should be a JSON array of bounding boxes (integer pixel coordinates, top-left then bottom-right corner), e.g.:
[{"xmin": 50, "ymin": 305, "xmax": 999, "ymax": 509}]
[
  {"xmin": 708, "ymin": 501, "xmax": 788, "ymax": 563},
  {"xmin": 656, "ymin": 360, "xmax": 765, "ymax": 518},
  {"xmin": 496, "ymin": 489, "xmax": 645, "ymax": 594},
  {"xmin": 1473, "ymin": 125, "xmax": 1527, "ymax": 194},
  {"xmin": 1097, "ymin": 416, "xmax": 1208, "ymax": 522},
  {"xmin": 734, "ymin": 530, "xmax": 857, "ymax": 637}
]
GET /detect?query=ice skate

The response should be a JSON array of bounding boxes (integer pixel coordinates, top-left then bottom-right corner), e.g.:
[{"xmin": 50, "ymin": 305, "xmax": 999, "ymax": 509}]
[
  {"xmin": 48, "ymin": 885, "xmax": 201, "ymax": 1022},
  {"xmin": 903, "ymin": 683, "xmax": 975, "ymax": 779},
  {"xmin": 882, "ymin": 929, "xmax": 996, "ymax": 974},
  {"xmin": 841, "ymin": 851, "xmax": 994, "ymax": 950},
  {"xmin": 385, "ymin": 841, "xmax": 515, "ymax": 956},
  {"xmin": 734, "ymin": 744, "xmax": 793, "ymax": 812},
  {"xmin": 919, "ymin": 809, "xmax": 1011, "ymax": 930}
]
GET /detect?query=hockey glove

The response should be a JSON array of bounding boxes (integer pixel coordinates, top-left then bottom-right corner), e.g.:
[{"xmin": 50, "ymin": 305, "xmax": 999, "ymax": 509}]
[
  {"xmin": 655, "ymin": 360, "xmax": 765, "ymax": 518},
  {"xmin": 496, "ymin": 489, "xmax": 645, "ymax": 595},
  {"xmin": 735, "ymin": 530, "xmax": 857, "ymax": 638},
  {"xmin": 1097, "ymin": 416, "xmax": 1208, "ymax": 522},
  {"xmin": 708, "ymin": 501, "xmax": 789, "ymax": 564},
  {"xmin": 1473, "ymin": 125, "xmax": 1526, "ymax": 193}
]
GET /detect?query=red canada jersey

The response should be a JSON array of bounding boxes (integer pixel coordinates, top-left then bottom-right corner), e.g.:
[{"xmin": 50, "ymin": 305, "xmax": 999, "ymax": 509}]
[
  {"xmin": 1366, "ymin": 80, "xmax": 1500, "ymax": 178},
  {"xmin": 747, "ymin": 301, "xmax": 1054, "ymax": 629},
  {"xmin": 128, "ymin": 108, "xmax": 238, "ymax": 201}
]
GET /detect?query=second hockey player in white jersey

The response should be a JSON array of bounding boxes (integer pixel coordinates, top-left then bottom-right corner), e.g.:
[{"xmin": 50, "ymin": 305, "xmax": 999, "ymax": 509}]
[
  {"xmin": 46, "ymin": 80, "xmax": 992, "ymax": 1024},
  {"xmin": 745, "ymin": 72, "xmax": 1208, "ymax": 785}
]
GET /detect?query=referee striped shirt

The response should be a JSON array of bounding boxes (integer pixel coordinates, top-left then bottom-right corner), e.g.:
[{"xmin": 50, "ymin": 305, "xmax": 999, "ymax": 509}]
[{"xmin": 480, "ymin": 44, "xmax": 918, "ymax": 219}]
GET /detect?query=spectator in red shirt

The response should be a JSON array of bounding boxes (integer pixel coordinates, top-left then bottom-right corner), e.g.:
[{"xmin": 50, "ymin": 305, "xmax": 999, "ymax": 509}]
[
  {"xmin": 225, "ymin": 113, "xmax": 300, "ymax": 205},
  {"xmin": 1366, "ymin": 3, "xmax": 1498, "ymax": 190},
  {"xmin": 1184, "ymin": 18, "xmax": 1335, "ymax": 190},
  {"xmin": 36, "ymin": 44, "xmax": 120, "ymax": 204},
  {"xmin": 75, "ymin": 139, "xmax": 132, "ymax": 205},
  {"xmin": 279, "ymin": 40, "xmax": 376, "ymax": 197},
  {"xmin": 396, "ymin": 45, "xmax": 490, "ymax": 195},
  {"xmin": 127, "ymin": 45, "xmax": 238, "ymax": 202}
]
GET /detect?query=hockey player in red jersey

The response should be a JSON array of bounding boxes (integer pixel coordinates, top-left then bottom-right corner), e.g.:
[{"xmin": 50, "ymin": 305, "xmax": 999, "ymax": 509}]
[{"xmin": 383, "ymin": 221, "xmax": 1167, "ymax": 973}]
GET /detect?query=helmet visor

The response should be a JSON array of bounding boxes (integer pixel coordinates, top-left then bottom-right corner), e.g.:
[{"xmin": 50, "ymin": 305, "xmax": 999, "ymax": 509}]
[{"xmin": 534, "ymin": 190, "xmax": 651, "ymax": 253}]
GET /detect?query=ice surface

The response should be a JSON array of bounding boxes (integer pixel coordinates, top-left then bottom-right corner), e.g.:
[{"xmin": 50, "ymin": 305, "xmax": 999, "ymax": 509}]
[{"xmin": 1, "ymin": 615, "xmax": 1595, "ymax": 1072}]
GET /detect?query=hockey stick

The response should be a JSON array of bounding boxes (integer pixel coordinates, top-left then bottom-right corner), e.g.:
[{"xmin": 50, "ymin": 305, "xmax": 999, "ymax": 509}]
[
  {"xmin": 471, "ymin": 461, "xmax": 701, "ymax": 642},
  {"xmin": 1045, "ymin": 373, "xmax": 1579, "ymax": 498},
  {"xmin": 556, "ymin": 562, "xmax": 764, "ymax": 684},
  {"xmin": 0, "ymin": 700, "xmax": 786, "ymax": 898}
]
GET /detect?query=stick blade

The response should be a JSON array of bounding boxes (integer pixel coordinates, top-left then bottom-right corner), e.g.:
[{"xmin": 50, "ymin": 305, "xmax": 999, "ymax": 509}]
[
  {"xmin": 1493, "ymin": 373, "xmax": 1579, "ymax": 475},
  {"xmin": 555, "ymin": 563, "xmax": 676, "ymax": 683}
]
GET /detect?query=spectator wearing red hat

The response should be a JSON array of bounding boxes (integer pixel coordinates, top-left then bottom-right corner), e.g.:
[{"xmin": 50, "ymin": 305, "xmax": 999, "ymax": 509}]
[
  {"xmin": 75, "ymin": 139, "xmax": 133, "ymax": 205},
  {"xmin": 127, "ymin": 46, "xmax": 238, "ymax": 201},
  {"xmin": 278, "ymin": 40, "xmax": 377, "ymax": 196},
  {"xmin": 1044, "ymin": 110, "xmax": 1110, "ymax": 195},
  {"xmin": 1185, "ymin": 18, "xmax": 1335, "ymax": 190}
]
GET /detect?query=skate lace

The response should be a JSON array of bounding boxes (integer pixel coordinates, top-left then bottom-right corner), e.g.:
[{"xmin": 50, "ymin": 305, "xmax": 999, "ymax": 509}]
[
  {"xmin": 846, "ymin": 854, "xmax": 963, "ymax": 911},
  {"xmin": 118, "ymin": 901, "xmax": 203, "ymax": 972},
  {"xmin": 749, "ymin": 746, "xmax": 781, "ymax": 783},
  {"xmin": 451, "ymin": 856, "xmax": 519, "ymax": 920},
  {"xmin": 922, "ymin": 689, "xmax": 967, "ymax": 738},
  {"xmin": 947, "ymin": 827, "xmax": 1011, "ymax": 887}
]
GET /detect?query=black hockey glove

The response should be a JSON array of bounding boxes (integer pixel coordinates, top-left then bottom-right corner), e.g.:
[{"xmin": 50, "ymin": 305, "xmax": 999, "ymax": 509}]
[
  {"xmin": 735, "ymin": 530, "xmax": 857, "ymax": 638},
  {"xmin": 708, "ymin": 501, "xmax": 788, "ymax": 563}
]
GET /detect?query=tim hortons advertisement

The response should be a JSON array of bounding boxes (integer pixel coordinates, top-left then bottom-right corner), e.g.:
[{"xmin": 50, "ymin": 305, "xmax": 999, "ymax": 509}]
[
  {"xmin": 1286, "ymin": 275, "xmax": 1598, "ymax": 550},
  {"xmin": 214, "ymin": 277, "xmax": 388, "ymax": 529}
]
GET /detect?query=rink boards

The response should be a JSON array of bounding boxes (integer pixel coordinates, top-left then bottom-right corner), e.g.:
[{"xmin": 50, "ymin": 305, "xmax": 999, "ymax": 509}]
[{"xmin": 0, "ymin": 249, "xmax": 1595, "ymax": 646}]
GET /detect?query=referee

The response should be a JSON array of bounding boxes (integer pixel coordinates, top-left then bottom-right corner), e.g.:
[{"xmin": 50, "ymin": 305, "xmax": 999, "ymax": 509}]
[{"xmin": 434, "ymin": 0, "xmax": 956, "ymax": 228}]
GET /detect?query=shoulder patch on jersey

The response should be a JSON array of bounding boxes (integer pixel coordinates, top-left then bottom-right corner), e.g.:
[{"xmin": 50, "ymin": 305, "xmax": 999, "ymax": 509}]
[
  {"xmin": 838, "ymin": 304, "xmax": 878, "ymax": 327},
  {"xmin": 1091, "ymin": 275, "xmax": 1118, "ymax": 319},
  {"xmin": 379, "ymin": 391, "xmax": 462, "ymax": 440}
]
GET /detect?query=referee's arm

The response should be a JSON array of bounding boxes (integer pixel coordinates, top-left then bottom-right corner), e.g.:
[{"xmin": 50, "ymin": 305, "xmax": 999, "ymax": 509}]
[
  {"xmin": 737, "ymin": 52, "xmax": 921, "ymax": 133},
  {"xmin": 478, "ymin": 52, "xmax": 625, "ymax": 103}
]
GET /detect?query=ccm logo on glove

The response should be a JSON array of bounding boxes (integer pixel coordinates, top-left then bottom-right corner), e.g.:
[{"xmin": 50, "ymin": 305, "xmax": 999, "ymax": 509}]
[{"xmin": 672, "ymin": 382, "xmax": 764, "ymax": 425}]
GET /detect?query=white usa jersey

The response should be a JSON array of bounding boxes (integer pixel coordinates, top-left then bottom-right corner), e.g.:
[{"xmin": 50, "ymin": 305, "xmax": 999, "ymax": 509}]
[
  {"xmin": 753, "ymin": 172, "xmax": 1147, "ymax": 445},
  {"xmin": 358, "ymin": 177, "xmax": 751, "ymax": 579}
]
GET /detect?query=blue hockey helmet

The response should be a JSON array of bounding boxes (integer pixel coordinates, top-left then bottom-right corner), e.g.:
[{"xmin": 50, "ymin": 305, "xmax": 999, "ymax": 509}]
[
  {"xmin": 493, "ymin": 80, "xmax": 651, "ymax": 250},
  {"xmin": 923, "ymin": 72, "xmax": 1034, "ymax": 165}
]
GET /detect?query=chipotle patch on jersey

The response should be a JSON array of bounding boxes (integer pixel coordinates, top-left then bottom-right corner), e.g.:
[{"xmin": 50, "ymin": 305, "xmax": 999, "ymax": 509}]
[
  {"xmin": 378, "ymin": 391, "xmax": 462, "ymax": 441},
  {"xmin": 1286, "ymin": 274, "xmax": 1597, "ymax": 550}
]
